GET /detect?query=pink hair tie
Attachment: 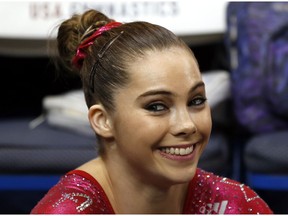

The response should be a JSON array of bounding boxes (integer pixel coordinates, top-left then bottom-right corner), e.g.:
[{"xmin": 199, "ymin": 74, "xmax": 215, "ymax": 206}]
[{"xmin": 72, "ymin": 21, "xmax": 122, "ymax": 69}]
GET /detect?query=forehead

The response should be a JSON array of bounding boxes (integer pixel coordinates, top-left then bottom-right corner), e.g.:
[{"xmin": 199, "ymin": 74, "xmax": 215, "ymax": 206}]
[{"xmin": 126, "ymin": 47, "xmax": 201, "ymax": 88}]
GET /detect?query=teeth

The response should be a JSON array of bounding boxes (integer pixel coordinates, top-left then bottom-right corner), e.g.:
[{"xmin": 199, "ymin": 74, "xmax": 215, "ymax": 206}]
[{"xmin": 161, "ymin": 146, "xmax": 194, "ymax": 156}]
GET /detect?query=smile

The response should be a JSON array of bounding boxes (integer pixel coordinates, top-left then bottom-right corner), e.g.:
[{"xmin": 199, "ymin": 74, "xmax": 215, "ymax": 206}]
[{"xmin": 160, "ymin": 145, "xmax": 194, "ymax": 156}]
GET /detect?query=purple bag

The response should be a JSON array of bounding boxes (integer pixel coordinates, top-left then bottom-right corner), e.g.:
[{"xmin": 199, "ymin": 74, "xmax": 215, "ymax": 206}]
[{"xmin": 226, "ymin": 2, "xmax": 288, "ymax": 134}]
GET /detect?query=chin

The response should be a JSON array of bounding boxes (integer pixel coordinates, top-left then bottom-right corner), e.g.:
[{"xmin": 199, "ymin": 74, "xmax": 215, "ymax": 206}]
[{"xmin": 167, "ymin": 165, "xmax": 198, "ymax": 185}]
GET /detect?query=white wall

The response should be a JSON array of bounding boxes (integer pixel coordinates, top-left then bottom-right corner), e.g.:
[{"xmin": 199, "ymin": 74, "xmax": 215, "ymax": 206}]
[{"xmin": 0, "ymin": 0, "xmax": 228, "ymax": 39}]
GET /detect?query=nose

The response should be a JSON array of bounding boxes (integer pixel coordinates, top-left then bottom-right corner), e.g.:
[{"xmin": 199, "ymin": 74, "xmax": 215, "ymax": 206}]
[{"xmin": 170, "ymin": 108, "xmax": 196, "ymax": 136}]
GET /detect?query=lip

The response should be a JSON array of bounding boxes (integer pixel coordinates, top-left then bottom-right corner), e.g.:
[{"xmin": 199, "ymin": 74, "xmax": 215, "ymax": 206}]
[
  {"xmin": 159, "ymin": 143, "xmax": 195, "ymax": 149},
  {"xmin": 157, "ymin": 143, "xmax": 198, "ymax": 161}
]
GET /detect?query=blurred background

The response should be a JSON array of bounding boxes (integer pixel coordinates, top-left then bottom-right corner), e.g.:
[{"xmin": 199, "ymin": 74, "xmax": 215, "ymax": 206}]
[{"xmin": 0, "ymin": 0, "xmax": 288, "ymax": 214}]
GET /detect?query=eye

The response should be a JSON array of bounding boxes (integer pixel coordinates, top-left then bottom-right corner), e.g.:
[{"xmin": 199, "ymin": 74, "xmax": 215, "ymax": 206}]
[
  {"xmin": 188, "ymin": 96, "xmax": 207, "ymax": 107},
  {"xmin": 145, "ymin": 103, "xmax": 168, "ymax": 112}
]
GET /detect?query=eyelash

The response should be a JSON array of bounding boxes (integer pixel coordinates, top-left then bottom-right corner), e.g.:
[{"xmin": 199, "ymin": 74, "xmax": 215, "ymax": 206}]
[
  {"xmin": 145, "ymin": 96, "xmax": 207, "ymax": 113},
  {"xmin": 188, "ymin": 96, "xmax": 207, "ymax": 107},
  {"xmin": 145, "ymin": 103, "xmax": 167, "ymax": 112}
]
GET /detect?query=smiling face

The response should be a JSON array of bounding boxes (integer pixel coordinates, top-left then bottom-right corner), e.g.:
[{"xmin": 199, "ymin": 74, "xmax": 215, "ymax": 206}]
[{"xmin": 103, "ymin": 47, "xmax": 212, "ymax": 187}]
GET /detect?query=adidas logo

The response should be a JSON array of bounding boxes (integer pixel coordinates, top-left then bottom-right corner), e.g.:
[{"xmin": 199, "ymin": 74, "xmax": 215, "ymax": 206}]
[{"xmin": 199, "ymin": 200, "xmax": 228, "ymax": 214}]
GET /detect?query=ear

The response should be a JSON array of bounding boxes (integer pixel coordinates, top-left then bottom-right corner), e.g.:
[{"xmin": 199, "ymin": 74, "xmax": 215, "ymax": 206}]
[{"xmin": 88, "ymin": 104, "xmax": 113, "ymax": 138}]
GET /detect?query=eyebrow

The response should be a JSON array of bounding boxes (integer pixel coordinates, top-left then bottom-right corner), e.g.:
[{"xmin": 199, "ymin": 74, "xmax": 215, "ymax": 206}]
[{"xmin": 138, "ymin": 81, "xmax": 205, "ymax": 98}]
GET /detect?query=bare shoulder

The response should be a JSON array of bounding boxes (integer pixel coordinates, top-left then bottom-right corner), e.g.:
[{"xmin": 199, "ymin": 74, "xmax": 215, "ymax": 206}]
[
  {"xmin": 77, "ymin": 157, "xmax": 109, "ymax": 183},
  {"xmin": 77, "ymin": 157, "xmax": 103, "ymax": 174}
]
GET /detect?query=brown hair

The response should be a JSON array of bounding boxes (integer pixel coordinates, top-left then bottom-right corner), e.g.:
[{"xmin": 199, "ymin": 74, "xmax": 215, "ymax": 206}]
[{"xmin": 56, "ymin": 9, "xmax": 192, "ymax": 111}]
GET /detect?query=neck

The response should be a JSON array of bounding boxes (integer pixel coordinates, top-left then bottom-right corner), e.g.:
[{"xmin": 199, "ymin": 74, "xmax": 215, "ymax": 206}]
[
  {"xmin": 100, "ymin": 157, "xmax": 189, "ymax": 214},
  {"xmin": 114, "ymin": 182, "xmax": 188, "ymax": 214}
]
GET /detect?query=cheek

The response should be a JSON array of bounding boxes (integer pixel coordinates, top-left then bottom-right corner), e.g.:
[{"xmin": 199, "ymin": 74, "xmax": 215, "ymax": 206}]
[
  {"xmin": 114, "ymin": 113, "xmax": 168, "ymax": 147},
  {"xmin": 142, "ymin": 121, "xmax": 168, "ymax": 143},
  {"xmin": 194, "ymin": 110, "xmax": 212, "ymax": 156},
  {"xmin": 131, "ymin": 120, "xmax": 168, "ymax": 144},
  {"xmin": 195, "ymin": 109, "xmax": 212, "ymax": 137}
]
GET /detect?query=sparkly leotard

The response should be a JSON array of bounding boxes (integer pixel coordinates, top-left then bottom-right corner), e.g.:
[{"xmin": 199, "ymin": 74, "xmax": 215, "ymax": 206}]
[{"xmin": 31, "ymin": 168, "xmax": 273, "ymax": 214}]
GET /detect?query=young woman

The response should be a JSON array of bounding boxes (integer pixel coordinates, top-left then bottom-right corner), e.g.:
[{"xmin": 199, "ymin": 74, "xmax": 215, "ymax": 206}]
[{"xmin": 31, "ymin": 9, "xmax": 272, "ymax": 214}]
